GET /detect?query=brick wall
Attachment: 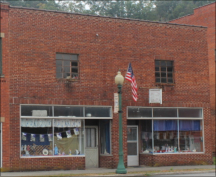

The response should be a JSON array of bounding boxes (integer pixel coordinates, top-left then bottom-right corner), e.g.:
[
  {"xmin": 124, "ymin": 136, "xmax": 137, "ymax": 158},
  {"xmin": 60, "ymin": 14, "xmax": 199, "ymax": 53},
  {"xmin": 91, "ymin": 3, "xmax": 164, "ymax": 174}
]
[
  {"xmin": 170, "ymin": 2, "xmax": 216, "ymax": 154},
  {"xmin": 0, "ymin": 3, "xmax": 212, "ymax": 171},
  {"xmin": 0, "ymin": 2, "xmax": 11, "ymax": 169}
]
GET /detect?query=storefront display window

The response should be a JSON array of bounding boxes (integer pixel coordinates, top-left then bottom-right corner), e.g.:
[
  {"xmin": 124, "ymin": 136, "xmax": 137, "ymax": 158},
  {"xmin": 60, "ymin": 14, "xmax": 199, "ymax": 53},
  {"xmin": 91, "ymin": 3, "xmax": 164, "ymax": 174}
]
[
  {"xmin": 179, "ymin": 120, "xmax": 203, "ymax": 152},
  {"xmin": 54, "ymin": 119, "xmax": 84, "ymax": 155},
  {"xmin": 21, "ymin": 119, "xmax": 84, "ymax": 157},
  {"xmin": 20, "ymin": 105, "xmax": 112, "ymax": 158},
  {"xmin": 128, "ymin": 107, "xmax": 204, "ymax": 154},
  {"xmin": 153, "ymin": 120, "xmax": 178, "ymax": 153}
]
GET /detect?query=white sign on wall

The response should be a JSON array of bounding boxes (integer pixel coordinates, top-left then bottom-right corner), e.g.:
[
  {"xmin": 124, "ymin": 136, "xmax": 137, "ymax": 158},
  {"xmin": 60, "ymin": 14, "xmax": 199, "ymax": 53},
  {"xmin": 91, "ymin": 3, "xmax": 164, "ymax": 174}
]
[
  {"xmin": 114, "ymin": 93, "xmax": 119, "ymax": 113},
  {"xmin": 149, "ymin": 89, "xmax": 162, "ymax": 104}
]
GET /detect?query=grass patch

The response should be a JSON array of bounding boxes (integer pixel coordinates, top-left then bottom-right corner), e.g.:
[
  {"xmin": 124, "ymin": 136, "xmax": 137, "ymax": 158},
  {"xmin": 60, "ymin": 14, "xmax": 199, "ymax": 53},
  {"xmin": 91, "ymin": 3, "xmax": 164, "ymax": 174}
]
[{"xmin": 213, "ymin": 157, "xmax": 216, "ymax": 165}]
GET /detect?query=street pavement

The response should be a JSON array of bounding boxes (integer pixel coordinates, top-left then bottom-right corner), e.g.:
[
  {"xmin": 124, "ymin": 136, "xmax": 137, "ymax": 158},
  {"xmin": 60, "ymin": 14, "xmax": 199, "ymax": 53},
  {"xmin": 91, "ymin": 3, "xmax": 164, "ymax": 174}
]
[{"xmin": 0, "ymin": 165, "xmax": 215, "ymax": 176}]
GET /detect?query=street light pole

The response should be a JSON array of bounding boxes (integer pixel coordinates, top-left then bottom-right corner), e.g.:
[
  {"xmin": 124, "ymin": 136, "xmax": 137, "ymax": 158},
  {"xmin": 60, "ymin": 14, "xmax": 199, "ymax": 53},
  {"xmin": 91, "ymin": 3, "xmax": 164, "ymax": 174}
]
[{"xmin": 115, "ymin": 71, "xmax": 127, "ymax": 174}]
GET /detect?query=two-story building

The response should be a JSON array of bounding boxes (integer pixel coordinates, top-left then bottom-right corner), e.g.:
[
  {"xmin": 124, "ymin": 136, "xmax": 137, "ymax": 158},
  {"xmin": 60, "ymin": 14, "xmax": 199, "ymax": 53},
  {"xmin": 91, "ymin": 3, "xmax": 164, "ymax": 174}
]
[{"xmin": 0, "ymin": 2, "xmax": 213, "ymax": 171}]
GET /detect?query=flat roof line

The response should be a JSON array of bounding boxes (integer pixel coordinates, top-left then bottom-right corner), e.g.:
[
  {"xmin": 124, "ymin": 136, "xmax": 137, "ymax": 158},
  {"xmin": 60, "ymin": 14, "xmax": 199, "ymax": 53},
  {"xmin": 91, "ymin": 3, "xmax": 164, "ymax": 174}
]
[{"xmin": 7, "ymin": 5, "xmax": 207, "ymax": 28}]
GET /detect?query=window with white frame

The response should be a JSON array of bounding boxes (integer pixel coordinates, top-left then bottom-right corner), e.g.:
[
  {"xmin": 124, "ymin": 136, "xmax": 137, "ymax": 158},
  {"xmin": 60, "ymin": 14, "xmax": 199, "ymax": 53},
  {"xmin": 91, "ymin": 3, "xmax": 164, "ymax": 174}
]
[
  {"xmin": 20, "ymin": 105, "xmax": 112, "ymax": 157},
  {"xmin": 128, "ymin": 107, "xmax": 203, "ymax": 154}
]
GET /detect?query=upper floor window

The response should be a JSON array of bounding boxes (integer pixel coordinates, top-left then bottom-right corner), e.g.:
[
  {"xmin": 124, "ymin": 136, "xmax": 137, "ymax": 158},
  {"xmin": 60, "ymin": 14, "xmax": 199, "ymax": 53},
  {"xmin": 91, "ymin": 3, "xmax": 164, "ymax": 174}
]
[
  {"xmin": 155, "ymin": 60, "xmax": 173, "ymax": 83},
  {"xmin": 56, "ymin": 53, "xmax": 79, "ymax": 79}
]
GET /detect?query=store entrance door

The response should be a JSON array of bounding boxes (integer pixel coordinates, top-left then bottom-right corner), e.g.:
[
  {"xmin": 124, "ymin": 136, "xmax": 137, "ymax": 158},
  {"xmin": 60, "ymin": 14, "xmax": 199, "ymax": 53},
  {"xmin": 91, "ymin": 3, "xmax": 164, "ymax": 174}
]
[
  {"xmin": 85, "ymin": 126, "xmax": 98, "ymax": 168},
  {"xmin": 127, "ymin": 126, "xmax": 139, "ymax": 166}
]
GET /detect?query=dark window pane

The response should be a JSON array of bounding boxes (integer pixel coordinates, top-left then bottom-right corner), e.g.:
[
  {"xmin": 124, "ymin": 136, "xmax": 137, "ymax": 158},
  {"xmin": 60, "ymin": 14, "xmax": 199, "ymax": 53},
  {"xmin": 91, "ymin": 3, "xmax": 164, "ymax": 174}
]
[
  {"xmin": 167, "ymin": 73, "xmax": 173, "ymax": 77},
  {"xmin": 179, "ymin": 109, "xmax": 202, "ymax": 118},
  {"xmin": 21, "ymin": 105, "xmax": 53, "ymax": 116},
  {"xmin": 72, "ymin": 68, "xmax": 78, "ymax": 73},
  {"xmin": 161, "ymin": 78, "xmax": 166, "ymax": 83},
  {"xmin": 161, "ymin": 67, "xmax": 166, "ymax": 71},
  {"xmin": 156, "ymin": 78, "xmax": 160, "ymax": 83},
  {"xmin": 153, "ymin": 108, "xmax": 177, "ymax": 117},
  {"xmin": 155, "ymin": 61, "xmax": 160, "ymax": 66},
  {"xmin": 155, "ymin": 72, "xmax": 160, "ymax": 77},
  {"xmin": 161, "ymin": 72, "xmax": 166, "ymax": 77},
  {"xmin": 85, "ymin": 107, "xmax": 111, "ymax": 117},
  {"xmin": 161, "ymin": 61, "xmax": 166, "ymax": 66},
  {"xmin": 72, "ymin": 62, "xmax": 78, "ymax": 66},
  {"xmin": 167, "ymin": 67, "xmax": 173, "ymax": 72},
  {"xmin": 54, "ymin": 106, "xmax": 83, "ymax": 117},
  {"xmin": 168, "ymin": 78, "xmax": 173, "ymax": 83},
  {"xmin": 166, "ymin": 61, "xmax": 173, "ymax": 66},
  {"xmin": 128, "ymin": 108, "xmax": 152, "ymax": 117},
  {"xmin": 100, "ymin": 120, "xmax": 111, "ymax": 154}
]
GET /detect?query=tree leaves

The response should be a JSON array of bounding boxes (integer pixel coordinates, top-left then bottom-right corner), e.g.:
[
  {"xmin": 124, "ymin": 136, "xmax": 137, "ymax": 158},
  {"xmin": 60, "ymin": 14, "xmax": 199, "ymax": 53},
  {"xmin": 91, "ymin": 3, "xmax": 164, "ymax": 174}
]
[{"xmin": 3, "ymin": 0, "xmax": 213, "ymax": 21}]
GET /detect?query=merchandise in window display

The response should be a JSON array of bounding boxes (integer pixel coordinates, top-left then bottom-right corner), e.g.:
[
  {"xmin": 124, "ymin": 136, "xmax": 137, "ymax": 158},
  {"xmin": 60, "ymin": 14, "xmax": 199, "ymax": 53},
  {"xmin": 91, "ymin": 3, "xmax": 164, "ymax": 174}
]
[
  {"xmin": 54, "ymin": 144, "xmax": 58, "ymax": 155},
  {"xmin": 30, "ymin": 134, "xmax": 36, "ymax": 142}
]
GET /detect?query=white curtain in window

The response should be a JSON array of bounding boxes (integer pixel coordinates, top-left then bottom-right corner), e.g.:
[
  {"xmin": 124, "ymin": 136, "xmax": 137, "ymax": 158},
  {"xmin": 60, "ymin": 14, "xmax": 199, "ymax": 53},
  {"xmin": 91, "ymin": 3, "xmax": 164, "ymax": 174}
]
[
  {"xmin": 54, "ymin": 119, "xmax": 81, "ymax": 128},
  {"xmin": 21, "ymin": 119, "xmax": 52, "ymax": 127},
  {"xmin": 21, "ymin": 119, "xmax": 81, "ymax": 127}
]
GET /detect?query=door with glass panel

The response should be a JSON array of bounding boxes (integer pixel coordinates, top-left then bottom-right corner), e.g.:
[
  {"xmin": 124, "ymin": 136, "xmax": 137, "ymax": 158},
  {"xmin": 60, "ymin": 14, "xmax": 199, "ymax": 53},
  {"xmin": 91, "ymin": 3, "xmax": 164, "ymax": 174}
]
[
  {"xmin": 127, "ymin": 126, "xmax": 139, "ymax": 166},
  {"xmin": 85, "ymin": 126, "xmax": 98, "ymax": 168}
]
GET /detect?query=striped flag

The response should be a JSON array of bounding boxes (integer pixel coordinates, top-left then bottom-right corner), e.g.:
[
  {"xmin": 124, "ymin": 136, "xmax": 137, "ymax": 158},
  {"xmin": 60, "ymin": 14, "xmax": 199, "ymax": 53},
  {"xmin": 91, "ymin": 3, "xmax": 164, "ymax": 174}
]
[{"xmin": 125, "ymin": 63, "xmax": 138, "ymax": 102}]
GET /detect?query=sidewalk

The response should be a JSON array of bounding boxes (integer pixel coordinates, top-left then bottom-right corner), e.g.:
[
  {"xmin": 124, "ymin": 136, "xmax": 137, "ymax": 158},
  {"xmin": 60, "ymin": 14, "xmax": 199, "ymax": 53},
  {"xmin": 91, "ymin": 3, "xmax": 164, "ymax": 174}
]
[{"xmin": 0, "ymin": 165, "xmax": 215, "ymax": 176}]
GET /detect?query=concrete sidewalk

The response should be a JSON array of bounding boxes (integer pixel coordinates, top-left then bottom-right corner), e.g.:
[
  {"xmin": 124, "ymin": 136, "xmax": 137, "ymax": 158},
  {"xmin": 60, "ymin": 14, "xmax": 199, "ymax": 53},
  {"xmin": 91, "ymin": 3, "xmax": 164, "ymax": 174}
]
[{"xmin": 0, "ymin": 165, "xmax": 215, "ymax": 176}]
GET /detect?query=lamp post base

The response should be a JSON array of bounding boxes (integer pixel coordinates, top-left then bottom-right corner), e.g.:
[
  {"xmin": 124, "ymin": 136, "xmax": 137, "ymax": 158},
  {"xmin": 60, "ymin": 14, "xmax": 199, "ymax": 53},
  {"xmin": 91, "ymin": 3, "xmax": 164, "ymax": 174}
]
[{"xmin": 116, "ymin": 168, "xmax": 127, "ymax": 174}]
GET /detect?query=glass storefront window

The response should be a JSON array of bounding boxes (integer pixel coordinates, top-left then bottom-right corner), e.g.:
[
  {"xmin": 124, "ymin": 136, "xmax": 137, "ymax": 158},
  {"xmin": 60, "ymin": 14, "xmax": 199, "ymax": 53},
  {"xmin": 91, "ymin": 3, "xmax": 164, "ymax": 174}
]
[
  {"xmin": 21, "ymin": 105, "xmax": 53, "ymax": 117},
  {"xmin": 85, "ymin": 107, "xmax": 111, "ymax": 117},
  {"xmin": 140, "ymin": 120, "xmax": 153, "ymax": 153},
  {"xmin": 153, "ymin": 108, "xmax": 177, "ymax": 117},
  {"xmin": 128, "ymin": 108, "xmax": 152, "ymax": 118},
  {"xmin": 21, "ymin": 119, "xmax": 53, "ymax": 157},
  {"xmin": 153, "ymin": 120, "xmax": 178, "ymax": 153},
  {"xmin": 178, "ymin": 109, "xmax": 202, "ymax": 118},
  {"xmin": 54, "ymin": 106, "xmax": 83, "ymax": 117},
  {"xmin": 21, "ymin": 119, "xmax": 84, "ymax": 157},
  {"xmin": 179, "ymin": 120, "xmax": 203, "ymax": 152},
  {"xmin": 53, "ymin": 119, "xmax": 84, "ymax": 155}
]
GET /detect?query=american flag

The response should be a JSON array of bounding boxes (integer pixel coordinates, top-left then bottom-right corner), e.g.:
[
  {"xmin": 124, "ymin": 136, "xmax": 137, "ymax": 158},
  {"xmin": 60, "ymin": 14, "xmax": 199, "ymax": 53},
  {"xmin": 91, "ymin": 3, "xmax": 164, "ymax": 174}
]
[{"xmin": 125, "ymin": 63, "xmax": 138, "ymax": 102}]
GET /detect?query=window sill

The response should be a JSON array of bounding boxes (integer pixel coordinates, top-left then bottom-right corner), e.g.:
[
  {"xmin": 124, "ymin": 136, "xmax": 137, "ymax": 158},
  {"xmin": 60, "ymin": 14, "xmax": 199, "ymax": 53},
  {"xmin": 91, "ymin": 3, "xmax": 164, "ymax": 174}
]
[
  {"xmin": 21, "ymin": 155, "xmax": 85, "ymax": 158},
  {"xmin": 56, "ymin": 78, "xmax": 80, "ymax": 82},
  {"xmin": 100, "ymin": 154, "xmax": 113, "ymax": 156},
  {"xmin": 155, "ymin": 83, "xmax": 175, "ymax": 86},
  {"xmin": 140, "ymin": 152, "xmax": 204, "ymax": 155}
]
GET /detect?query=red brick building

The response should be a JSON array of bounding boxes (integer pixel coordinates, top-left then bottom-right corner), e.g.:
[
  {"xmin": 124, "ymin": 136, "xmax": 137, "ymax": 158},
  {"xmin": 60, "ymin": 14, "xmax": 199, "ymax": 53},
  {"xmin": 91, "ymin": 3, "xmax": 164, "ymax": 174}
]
[
  {"xmin": 0, "ymin": 2, "xmax": 213, "ymax": 171},
  {"xmin": 170, "ymin": 2, "xmax": 216, "ymax": 155}
]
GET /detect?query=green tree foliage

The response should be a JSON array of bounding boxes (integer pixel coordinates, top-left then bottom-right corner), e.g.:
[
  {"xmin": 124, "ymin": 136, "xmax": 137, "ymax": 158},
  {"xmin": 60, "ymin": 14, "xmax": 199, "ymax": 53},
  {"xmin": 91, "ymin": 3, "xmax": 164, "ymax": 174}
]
[
  {"xmin": 3, "ymin": 0, "xmax": 61, "ymax": 11},
  {"xmin": 2, "ymin": 0, "xmax": 214, "ymax": 21}
]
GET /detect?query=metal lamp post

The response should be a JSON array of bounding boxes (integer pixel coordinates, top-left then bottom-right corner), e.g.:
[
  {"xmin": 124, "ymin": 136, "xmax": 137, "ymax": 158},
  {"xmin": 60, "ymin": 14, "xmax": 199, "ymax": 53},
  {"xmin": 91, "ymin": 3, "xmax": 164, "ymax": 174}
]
[{"xmin": 115, "ymin": 70, "xmax": 127, "ymax": 174}]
